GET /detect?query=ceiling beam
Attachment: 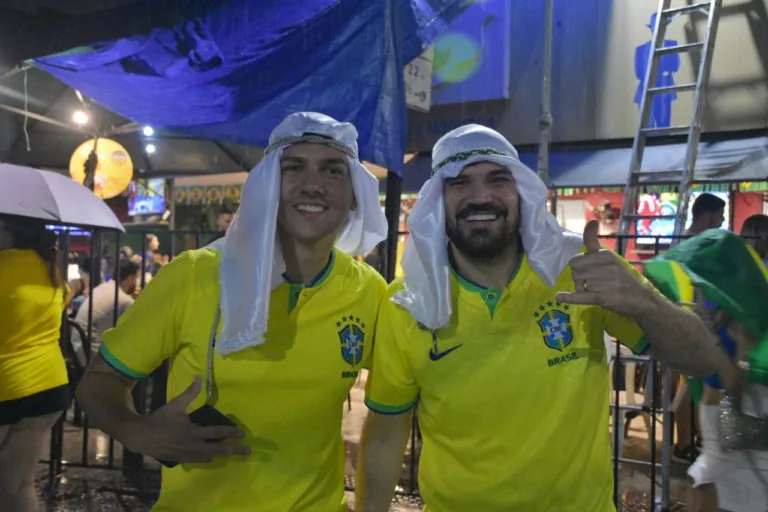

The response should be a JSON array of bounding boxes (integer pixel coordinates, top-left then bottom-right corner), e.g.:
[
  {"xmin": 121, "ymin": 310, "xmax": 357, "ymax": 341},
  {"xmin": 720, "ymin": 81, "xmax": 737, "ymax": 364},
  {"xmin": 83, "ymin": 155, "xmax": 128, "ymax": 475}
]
[{"xmin": 0, "ymin": 102, "xmax": 86, "ymax": 133}]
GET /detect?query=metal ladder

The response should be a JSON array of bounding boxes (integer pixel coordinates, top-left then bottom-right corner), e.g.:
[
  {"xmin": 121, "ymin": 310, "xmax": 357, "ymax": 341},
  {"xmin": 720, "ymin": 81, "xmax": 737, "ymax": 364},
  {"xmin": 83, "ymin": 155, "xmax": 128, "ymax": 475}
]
[
  {"xmin": 617, "ymin": 0, "xmax": 723, "ymax": 254},
  {"xmin": 611, "ymin": 2, "xmax": 723, "ymax": 509}
]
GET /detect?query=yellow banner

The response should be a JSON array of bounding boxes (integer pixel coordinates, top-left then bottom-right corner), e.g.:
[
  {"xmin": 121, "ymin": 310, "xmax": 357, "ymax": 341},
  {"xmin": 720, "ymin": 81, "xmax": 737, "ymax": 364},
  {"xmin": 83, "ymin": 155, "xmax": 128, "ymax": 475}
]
[{"xmin": 173, "ymin": 185, "xmax": 242, "ymax": 204}]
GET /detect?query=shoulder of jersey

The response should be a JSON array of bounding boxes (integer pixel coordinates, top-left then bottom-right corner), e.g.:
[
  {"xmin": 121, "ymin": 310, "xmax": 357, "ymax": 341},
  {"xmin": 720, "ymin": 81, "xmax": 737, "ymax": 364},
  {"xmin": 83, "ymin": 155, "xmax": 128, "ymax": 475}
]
[
  {"xmin": 177, "ymin": 247, "xmax": 219, "ymax": 266},
  {"xmin": 159, "ymin": 247, "xmax": 219, "ymax": 279},
  {"xmin": 346, "ymin": 255, "xmax": 387, "ymax": 291},
  {"xmin": 384, "ymin": 276, "xmax": 406, "ymax": 300}
]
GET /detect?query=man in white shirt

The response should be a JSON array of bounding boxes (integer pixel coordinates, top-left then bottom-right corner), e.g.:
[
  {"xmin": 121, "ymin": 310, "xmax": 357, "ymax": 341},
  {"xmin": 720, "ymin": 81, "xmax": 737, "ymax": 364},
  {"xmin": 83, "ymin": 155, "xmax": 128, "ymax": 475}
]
[{"xmin": 73, "ymin": 259, "xmax": 141, "ymax": 357}]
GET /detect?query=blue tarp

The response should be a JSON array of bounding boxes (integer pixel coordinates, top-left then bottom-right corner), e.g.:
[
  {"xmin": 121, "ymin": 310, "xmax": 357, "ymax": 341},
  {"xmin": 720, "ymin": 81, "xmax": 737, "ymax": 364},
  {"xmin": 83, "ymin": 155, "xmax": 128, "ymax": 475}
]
[{"xmin": 33, "ymin": 1, "xmax": 466, "ymax": 175}]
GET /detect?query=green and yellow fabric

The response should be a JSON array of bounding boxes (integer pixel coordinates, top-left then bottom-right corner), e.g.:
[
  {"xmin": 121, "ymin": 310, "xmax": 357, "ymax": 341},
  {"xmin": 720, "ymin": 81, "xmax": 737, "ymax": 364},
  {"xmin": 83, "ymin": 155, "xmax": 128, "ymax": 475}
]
[{"xmin": 643, "ymin": 229, "xmax": 768, "ymax": 400}]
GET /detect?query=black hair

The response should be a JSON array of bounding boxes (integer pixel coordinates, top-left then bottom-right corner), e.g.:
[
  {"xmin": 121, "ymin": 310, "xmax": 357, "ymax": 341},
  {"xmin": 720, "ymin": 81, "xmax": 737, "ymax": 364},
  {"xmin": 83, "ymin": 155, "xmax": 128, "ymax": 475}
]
[
  {"xmin": 691, "ymin": 193, "xmax": 726, "ymax": 219},
  {"xmin": 79, "ymin": 257, "xmax": 91, "ymax": 275},
  {"xmin": 117, "ymin": 259, "xmax": 141, "ymax": 282},
  {"xmin": 1, "ymin": 215, "xmax": 63, "ymax": 290}
]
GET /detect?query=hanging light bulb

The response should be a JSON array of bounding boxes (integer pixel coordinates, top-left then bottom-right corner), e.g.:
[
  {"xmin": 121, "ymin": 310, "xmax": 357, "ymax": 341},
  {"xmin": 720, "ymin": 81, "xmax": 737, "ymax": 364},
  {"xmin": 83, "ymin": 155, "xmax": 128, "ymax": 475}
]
[{"xmin": 72, "ymin": 110, "xmax": 89, "ymax": 125}]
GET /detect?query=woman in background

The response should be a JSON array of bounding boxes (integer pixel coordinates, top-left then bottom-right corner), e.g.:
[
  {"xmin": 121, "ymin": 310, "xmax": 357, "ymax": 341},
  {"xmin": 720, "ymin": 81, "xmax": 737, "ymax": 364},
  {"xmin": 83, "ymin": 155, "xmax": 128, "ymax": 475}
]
[
  {"xmin": 741, "ymin": 213, "xmax": 768, "ymax": 262},
  {"xmin": 0, "ymin": 215, "xmax": 70, "ymax": 511}
]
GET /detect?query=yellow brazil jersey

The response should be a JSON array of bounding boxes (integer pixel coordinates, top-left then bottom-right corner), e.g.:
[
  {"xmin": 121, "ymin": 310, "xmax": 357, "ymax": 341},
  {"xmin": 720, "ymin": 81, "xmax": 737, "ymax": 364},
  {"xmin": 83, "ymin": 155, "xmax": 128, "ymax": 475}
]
[
  {"xmin": 100, "ymin": 247, "xmax": 386, "ymax": 512},
  {"xmin": 0, "ymin": 249, "xmax": 68, "ymax": 402},
  {"xmin": 365, "ymin": 253, "xmax": 650, "ymax": 512}
]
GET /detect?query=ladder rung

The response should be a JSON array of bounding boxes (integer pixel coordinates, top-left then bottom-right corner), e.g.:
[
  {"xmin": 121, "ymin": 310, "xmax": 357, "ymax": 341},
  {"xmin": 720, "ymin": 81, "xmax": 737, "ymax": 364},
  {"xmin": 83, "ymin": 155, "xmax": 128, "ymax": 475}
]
[
  {"xmin": 610, "ymin": 354, "xmax": 652, "ymax": 363},
  {"xmin": 622, "ymin": 214, "xmax": 677, "ymax": 220},
  {"xmin": 656, "ymin": 41, "xmax": 704, "ymax": 55},
  {"xmin": 648, "ymin": 83, "xmax": 697, "ymax": 94},
  {"xmin": 641, "ymin": 125, "xmax": 690, "ymax": 137},
  {"xmin": 609, "ymin": 404, "xmax": 647, "ymax": 412},
  {"xmin": 663, "ymin": 2, "xmax": 711, "ymax": 17}
]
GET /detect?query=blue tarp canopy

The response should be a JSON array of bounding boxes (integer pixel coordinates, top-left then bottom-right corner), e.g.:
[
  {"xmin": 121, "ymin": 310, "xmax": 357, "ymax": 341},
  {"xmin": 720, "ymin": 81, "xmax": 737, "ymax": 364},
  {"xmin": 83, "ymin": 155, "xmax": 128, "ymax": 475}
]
[
  {"xmin": 32, "ymin": 1, "xmax": 466, "ymax": 175},
  {"xmin": 395, "ymin": 136, "xmax": 768, "ymax": 193}
]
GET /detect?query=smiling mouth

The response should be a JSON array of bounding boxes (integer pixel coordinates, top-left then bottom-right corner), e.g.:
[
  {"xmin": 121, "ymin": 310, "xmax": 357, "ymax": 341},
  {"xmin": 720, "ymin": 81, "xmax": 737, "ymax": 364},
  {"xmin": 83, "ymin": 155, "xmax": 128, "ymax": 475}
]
[
  {"xmin": 294, "ymin": 204, "xmax": 327, "ymax": 214},
  {"xmin": 463, "ymin": 213, "xmax": 501, "ymax": 222}
]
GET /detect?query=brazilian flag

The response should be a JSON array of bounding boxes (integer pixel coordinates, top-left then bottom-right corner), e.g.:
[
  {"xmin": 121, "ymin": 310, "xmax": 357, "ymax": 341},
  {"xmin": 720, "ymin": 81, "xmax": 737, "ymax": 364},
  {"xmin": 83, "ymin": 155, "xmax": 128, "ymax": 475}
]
[{"xmin": 642, "ymin": 229, "xmax": 768, "ymax": 401}]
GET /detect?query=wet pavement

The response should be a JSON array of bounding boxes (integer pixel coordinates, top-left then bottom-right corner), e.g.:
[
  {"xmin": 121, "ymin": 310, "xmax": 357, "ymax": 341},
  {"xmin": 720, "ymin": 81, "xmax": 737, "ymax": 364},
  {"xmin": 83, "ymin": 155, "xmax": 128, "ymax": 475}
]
[{"xmin": 36, "ymin": 372, "xmax": 690, "ymax": 511}]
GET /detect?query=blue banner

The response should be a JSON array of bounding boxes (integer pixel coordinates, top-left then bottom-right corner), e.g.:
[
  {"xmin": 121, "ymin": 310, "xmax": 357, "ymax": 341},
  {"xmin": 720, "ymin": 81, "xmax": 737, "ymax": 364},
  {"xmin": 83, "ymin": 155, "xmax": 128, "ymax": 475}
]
[{"xmin": 431, "ymin": 0, "xmax": 511, "ymax": 105}]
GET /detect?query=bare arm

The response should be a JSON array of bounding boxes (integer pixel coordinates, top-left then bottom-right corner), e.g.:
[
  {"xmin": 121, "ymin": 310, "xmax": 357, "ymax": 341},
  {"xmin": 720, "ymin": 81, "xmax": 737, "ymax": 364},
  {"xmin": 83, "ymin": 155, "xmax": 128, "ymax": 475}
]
[
  {"xmin": 355, "ymin": 410, "xmax": 413, "ymax": 512},
  {"xmin": 633, "ymin": 286, "xmax": 732, "ymax": 378},
  {"xmin": 557, "ymin": 223, "xmax": 735, "ymax": 379},
  {"xmin": 75, "ymin": 357, "xmax": 146, "ymax": 451},
  {"xmin": 76, "ymin": 356, "xmax": 248, "ymax": 463}
]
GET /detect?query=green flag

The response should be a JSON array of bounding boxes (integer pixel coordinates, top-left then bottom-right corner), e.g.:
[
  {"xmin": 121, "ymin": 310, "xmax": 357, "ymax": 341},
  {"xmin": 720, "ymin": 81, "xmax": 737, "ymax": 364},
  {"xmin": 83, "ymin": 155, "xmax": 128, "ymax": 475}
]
[{"xmin": 642, "ymin": 229, "xmax": 768, "ymax": 398}]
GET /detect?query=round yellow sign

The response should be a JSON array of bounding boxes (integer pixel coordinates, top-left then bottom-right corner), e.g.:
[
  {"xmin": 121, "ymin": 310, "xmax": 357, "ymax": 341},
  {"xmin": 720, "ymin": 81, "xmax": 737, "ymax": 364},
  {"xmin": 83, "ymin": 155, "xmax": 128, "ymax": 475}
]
[{"xmin": 69, "ymin": 138, "xmax": 134, "ymax": 199}]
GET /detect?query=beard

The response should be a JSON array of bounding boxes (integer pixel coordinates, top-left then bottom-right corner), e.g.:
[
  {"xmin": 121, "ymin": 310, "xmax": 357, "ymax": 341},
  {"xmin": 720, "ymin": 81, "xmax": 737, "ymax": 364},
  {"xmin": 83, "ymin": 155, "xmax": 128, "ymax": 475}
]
[{"xmin": 445, "ymin": 204, "xmax": 520, "ymax": 262}]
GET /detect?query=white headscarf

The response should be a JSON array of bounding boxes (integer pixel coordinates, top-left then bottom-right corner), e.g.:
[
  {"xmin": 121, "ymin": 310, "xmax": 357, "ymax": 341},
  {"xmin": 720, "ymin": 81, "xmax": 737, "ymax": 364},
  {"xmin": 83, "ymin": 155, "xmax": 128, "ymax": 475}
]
[
  {"xmin": 212, "ymin": 112, "xmax": 388, "ymax": 355},
  {"xmin": 392, "ymin": 124, "xmax": 584, "ymax": 330}
]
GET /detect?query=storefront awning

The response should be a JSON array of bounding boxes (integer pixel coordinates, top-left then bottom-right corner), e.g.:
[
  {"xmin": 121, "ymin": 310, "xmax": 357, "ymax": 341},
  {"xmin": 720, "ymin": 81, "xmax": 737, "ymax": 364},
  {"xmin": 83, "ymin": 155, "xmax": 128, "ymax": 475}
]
[{"xmin": 400, "ymin": 136, "xmax": 768, "ymax": 192}]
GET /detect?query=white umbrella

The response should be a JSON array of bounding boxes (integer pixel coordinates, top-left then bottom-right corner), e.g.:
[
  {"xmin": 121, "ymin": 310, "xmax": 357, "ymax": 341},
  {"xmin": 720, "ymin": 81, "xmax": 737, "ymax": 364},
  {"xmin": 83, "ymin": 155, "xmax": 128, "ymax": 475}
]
[{"xmin": 0, "ymin": 163, "xmax": 125, "ymax": 231}]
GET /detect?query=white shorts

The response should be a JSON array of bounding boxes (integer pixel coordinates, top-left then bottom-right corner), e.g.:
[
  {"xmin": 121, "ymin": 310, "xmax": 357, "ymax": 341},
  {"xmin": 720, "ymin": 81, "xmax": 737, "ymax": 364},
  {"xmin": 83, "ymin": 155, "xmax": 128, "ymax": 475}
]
[{"xmin": 689, "ymin": 394, "xmax": 768, "ymax": 512}]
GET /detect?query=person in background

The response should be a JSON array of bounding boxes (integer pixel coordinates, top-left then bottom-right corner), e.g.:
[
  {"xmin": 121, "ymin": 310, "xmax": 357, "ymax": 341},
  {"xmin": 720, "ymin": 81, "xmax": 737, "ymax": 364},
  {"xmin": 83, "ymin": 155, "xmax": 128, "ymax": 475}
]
[
  {"xmin": 671, "ymin": 192, "xmax": 728, "ymax": 463},
  {"xmin": 688, "ymin": 193, "xmax": 726, "ymax": 235},
  {"xmin": 72, "ymin": 259, "xmax": 141, "ymax": 359},
  {"xmin": 740, "ymin": 213, "xmax": 768, "ymax": 262},
  {"xmin": 68, "ymin": 258, "xmax": 91, "ymax": 316},
  {"xmin": 119, "ymin": 245, "xmax": 134, "ymax": 261},
  {"xmin": 207, "ymin": 207, "xmax": 237, "ymax": 244},
  {"xmin": 0, "ymin": 215, "xmax": 70, "ymax": 512},
  {"xmin": 686, "ymin": 214, "xmax": 768, "ymax": 512},
  {"xmin": 67, "ymin": 252, "xmax": 81, "ymax": 282},
  {"xmin": 217, "ymin": 209, "xmax": 235, "ymax": 232},
  {"xmin": 74, "ymin": 112, "xmax": 388, "ymax": 511},
  {"xmin": 142, "ymin": 234, "xmax": 168, "ymax": 278},
  {"xmin": 355, "ymin": 125, "xmax": 731, "ymax": 512}
]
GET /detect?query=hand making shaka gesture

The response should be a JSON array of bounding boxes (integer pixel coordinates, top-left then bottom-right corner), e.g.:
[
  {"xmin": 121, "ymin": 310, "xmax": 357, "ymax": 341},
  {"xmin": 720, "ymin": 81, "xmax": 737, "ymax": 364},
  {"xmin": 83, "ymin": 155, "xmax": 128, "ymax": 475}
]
[{"xmin": 556, "ymin": 220, "xmax": 653, "ymax": 318}]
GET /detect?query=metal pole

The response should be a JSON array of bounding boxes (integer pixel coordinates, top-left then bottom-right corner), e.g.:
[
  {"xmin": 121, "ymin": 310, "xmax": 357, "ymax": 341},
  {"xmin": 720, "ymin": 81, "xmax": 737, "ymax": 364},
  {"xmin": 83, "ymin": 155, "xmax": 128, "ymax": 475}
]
[
  {"xmin": 537, "ymin": 0, "xmax": 554, "ymax": 187},
  {"xmin": 537, "ymin": 0, "xmax": 557, "ymax": 217},
  {"xmin": 660, "ymin": 367, "xmax": 672, "ymax": 509},
  {"xmin": 383, "ymin": 171, "xmax": 403, "ymax": 283}
]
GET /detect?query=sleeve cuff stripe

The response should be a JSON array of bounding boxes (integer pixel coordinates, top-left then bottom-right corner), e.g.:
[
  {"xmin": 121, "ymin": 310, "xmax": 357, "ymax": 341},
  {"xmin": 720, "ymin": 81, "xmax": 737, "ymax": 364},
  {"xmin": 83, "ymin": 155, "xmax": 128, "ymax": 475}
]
[
  {"xmin": 98, "ymin": 345, "xmax": 148, "ymax": 380},
  {"xmin": 364, "ymin": 396, "xmax": 418, "ymax": 415}
]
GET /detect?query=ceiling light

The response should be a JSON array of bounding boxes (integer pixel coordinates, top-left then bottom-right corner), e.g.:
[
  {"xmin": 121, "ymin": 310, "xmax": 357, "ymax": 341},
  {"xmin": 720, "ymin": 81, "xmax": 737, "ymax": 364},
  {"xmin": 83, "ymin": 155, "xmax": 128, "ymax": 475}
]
[{"xmin": 72, "ymin": 110, "xmax": 89, "ymax": 125}]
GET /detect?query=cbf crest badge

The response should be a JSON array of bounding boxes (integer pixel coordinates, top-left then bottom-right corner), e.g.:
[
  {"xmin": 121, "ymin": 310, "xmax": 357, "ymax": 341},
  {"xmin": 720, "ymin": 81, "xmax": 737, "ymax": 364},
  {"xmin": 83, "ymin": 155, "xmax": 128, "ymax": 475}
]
[
  {"xmin": 337, "ymin": 315, "xmax": 366, "ymax": 366},
  {"xmin": 533, "ymin": 300, "xmax": 574, "ymax": 352}
]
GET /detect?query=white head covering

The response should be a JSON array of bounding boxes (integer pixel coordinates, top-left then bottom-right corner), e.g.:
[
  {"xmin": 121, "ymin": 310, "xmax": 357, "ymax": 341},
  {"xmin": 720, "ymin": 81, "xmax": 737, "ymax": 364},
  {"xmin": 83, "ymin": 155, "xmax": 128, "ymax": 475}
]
[
  {"xmin": 212, "ymin": 112, "xmax": 388, "ymax": 355},
  {"xmin": 392, "ymin": 124, "xmax": 583, "ymax": 330}
]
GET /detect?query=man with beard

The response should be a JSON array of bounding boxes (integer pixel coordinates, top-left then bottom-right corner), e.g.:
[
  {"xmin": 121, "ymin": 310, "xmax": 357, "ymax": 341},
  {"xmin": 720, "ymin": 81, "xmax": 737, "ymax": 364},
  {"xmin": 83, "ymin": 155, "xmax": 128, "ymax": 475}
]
[
  {"xmin": 355, "ymin": 124, "xmax": 732, "ymax": 512},
  {"xmin": 75, "ymin": 112, "xmax": 388, "ymax": 511}
]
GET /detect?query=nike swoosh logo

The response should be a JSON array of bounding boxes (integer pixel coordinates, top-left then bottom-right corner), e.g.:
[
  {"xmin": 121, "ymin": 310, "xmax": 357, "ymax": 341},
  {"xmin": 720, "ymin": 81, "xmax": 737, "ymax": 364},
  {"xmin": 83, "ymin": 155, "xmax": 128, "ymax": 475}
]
[{"xmin": 429, "ymin": 344, "xmax": 463, "ymax": 361}]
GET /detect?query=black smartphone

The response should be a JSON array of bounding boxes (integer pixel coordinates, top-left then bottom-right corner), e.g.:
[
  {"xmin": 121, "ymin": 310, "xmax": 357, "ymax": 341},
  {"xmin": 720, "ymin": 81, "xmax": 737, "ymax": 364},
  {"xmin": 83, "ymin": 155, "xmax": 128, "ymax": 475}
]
[{"xmin": 159, "ymin": 404, "xmax": 237, "ymax": 468}]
